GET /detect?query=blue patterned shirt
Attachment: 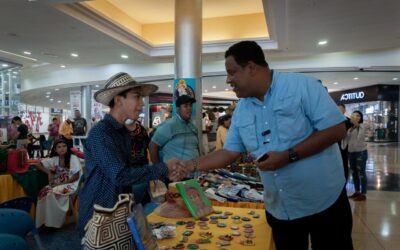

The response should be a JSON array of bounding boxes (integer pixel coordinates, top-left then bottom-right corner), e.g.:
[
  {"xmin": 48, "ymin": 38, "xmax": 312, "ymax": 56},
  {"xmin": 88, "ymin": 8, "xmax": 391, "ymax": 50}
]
[
  {"xmin": 78, "ymin": 114, "xmax": 168, "ymax": 236},
  {"xmin": 224, "ymin": 71, "xmax": 346, "ymax": 220}
]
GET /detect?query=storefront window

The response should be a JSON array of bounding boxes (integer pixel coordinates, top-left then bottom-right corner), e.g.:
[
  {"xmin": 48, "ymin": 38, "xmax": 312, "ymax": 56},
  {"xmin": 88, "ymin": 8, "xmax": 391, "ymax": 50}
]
[{"xmin": 345, "ymin": 101, "xmax": 398, "ymax": 142}]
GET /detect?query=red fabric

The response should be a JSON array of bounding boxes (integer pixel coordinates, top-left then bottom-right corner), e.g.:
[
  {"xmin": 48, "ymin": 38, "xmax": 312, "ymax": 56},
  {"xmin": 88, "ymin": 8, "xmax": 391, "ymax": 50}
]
[
  {"xmin": 71, "ymin": 147, "xmax": 84, "ymax": 159},
  {"xmin": 7, "ymin": 149, "xmax": 29, "ymax": 174}
]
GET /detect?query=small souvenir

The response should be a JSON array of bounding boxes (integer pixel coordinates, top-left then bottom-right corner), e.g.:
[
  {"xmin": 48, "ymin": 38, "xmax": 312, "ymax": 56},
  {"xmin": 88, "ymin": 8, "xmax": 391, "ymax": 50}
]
[
  {"xmin": 186, "ymin": 221, "xmax": 195, "ymax": 226},
  {"xmin": 241, "ymin": 217, "xmax": 251, "ymax": 222},
  {"xmin": 224, "ymin": 211, "xmax": 233, "ymax": 216},
  {"xmin": 243, "ymin": 224, "xmax": 253, "ymax": 228},
  {"xmin": 198, "ymin": 221, "xmax": 207, "ymax": 226},
  {"xmin": 195, "ymin": 238, "xmax": 211, "ymax": 244},
  {"xmin": 244, "ymin": 228, "xmax": 254, "ymax": 233},
  {"xmin": 230, "ymin": 225, "xmax": 239, "ymax": 230},
  {"xmin": 247, "ymin": 210, "xmax": 255, "ymax": 215},
  {"xmin": 214, "ymin": 211, "xmax": 223, "ymax": 214},
  {"xmin": 210, "ymin": 216, "xmax": 219, "ymax": 220},
  {"xmin": 187, "ymin": 243, "xmax": 199, "ymax": 249},
  {"xmin": 218, "ymin": 235, "xmax": 233, "ymax": 241},
  {"xmin": 180, "ymin": 236, "xmax": 188, "ymax": 243},
  {"xmin": 244, "ymin": 233, "xmax": 255, "ymax": 238},
  {"xmin": 200, "ymin": 217, "xmax": 209, "ymax": 221},
  {"xmin": 173, "ymin": 243, "xmax": 185, "ymax": 249},
  {"xmin": 216, "ymin": 241, "xmax": 230, "ymax": 247},
  {"xmin": 209, "ymin": 219, "xmax": 218, "ymax": 224},
  {"xmin": 186, "ymin": 225, "xmax": 195, "ymax": 229},
  {"xmin": 252, "ymin": 214, "xmax": 260, "ymax": 219},
  {"xmin": 199, "ymin": 232, "xmax": 213, "ymax": 239},
  {"xmin": 217, "ymin": 223, "xmax": 227, "ymax": 228},
  {"xmin": 231, "ymin": 231, "xmax": 241, "ymax": 236},
  {"xmin": 183, "ymin": 230, "xmax": 194, "ymax": 236},
  {"xmin": 219, "ymin": 215, "xmax": 228, "ymax": 219},
  {"xmin": 239, "ymin": 239, "xmax": 255, "ymax": 246},
  {"xmin": 231, "ymin": 216, "xmax": 240, "ymax": 220}
]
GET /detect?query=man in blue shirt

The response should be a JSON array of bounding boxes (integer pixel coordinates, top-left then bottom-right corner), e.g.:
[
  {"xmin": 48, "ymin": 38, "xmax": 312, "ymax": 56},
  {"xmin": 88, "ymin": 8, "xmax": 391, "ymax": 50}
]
[
  {"xmin": 78, "ymin": 72, "xmax": 186, "ymax": 237},
  {"xmin": 182, "ymin": 41, "xmax": 352, "ymax": 249},
  {"xmin": 149, "ymin": 95, "xmax": 200, "ymax": 164}
]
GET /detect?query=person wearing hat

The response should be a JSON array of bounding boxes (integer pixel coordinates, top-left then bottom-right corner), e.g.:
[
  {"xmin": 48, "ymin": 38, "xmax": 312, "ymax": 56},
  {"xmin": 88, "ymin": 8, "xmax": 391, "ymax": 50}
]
[
  {"xmin": 78, "ymin": 72, "xmax": 188, "ymax": 237},
  {"xmin": 149, "ymin": 94, "xmax": 200, "ymax": 177}
]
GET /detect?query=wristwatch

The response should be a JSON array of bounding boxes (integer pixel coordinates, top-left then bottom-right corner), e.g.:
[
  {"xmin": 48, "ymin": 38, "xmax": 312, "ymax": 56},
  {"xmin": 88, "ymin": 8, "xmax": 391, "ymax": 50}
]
[{"xmin": 288, "ymin": 148, "xmax": 299, "ymax": 162}]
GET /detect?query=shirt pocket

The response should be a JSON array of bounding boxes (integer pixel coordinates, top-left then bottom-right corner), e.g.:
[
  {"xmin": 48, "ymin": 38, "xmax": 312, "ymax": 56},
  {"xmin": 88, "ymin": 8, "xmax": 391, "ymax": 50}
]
[
  {"xmin": 273, "ymin": 95, "xmax": 307, "ymax": 141},
  {"xmin": 236, "ymin": 116, "xmax": 258, "ymax": 152}
]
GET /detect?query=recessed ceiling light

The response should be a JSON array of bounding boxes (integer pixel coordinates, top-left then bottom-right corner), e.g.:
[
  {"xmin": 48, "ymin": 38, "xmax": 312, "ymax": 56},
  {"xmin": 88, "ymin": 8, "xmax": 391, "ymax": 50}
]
[
  {"xmin": 95, "ymin": 85, "xmax": 100, "ymax": 88},
  {"xmin": 49, "ymin": 98, "xmax": 54, "ymax": 101},
  {"xmin": 333, "ymin": 82, "xmax": 338, "ymax": 85},
  {"xmin": 225, "ymin": 88, "xmax": 229, "ymax": 91},
  {"xmin": 13, "ymin": 72, "xmax": 18, "ymax": 74},
  {"xmin": 318, "ymin": 40, "xmax": 328, "ymax": 45},
  {"xmin": 168, "ymin": 85, "xmax": 172, "ymax": 88},
  {"xmin": 55, "ymin": 88, "xmax": 59, "ymax": 91},
  {"xmin": 71, "ymin": 53, "xmax": 79, "ymax": 57},
  {"xmin": 57, "ymin": 100, "xmax": 62, "ymax": 103},
  {"xmin": 121, "ymin": 54, "xmax": 129, "ymax": 59},
  {"xmin": 204, "ymin": 89, "xmax": 208, "ymax": 93},
  {"xmin": 45, "ymin": 95, "xmax": 50, "ymax": 98},
  {"xmin": 67, "ymin": 102, "xmax": 70, "ymax": 105},
  {"xmin": 60, "ymin": 65, "xmax": 65, "ymax": 68},
  {"xmin": 212, "ymin": 85, "xmax": 216, "ymax": 89},
  {"xmin": 23, "ymin": 51, "xmax": 31, "ymax": 55},
  {"xmin": 353, "ymin": 77, "xmax": 359, "ymax": 80},
  {"xmin": 393, "ymin": 78, "xmax": 398, "ymax": 81},
  {"xmin": 46, "ymin": 91, "xmax": 51, "ymax": 95},
  {"xmin": 1, "ymin": 64, "xmax": 8, "ymax": 67}
]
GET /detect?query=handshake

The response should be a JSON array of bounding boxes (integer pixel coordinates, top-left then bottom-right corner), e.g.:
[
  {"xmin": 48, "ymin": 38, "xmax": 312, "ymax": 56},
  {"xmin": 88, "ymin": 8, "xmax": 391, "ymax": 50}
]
[{"xmin": 165, "ymin": 159, "xmax": 196, "ymax": 182}]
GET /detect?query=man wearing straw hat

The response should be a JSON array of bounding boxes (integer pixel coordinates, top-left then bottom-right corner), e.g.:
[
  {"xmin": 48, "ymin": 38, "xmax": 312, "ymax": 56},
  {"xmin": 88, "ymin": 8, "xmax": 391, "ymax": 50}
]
[{"xmin": 78, "ymin": 72, "xmax": 188, "ymax": 236}]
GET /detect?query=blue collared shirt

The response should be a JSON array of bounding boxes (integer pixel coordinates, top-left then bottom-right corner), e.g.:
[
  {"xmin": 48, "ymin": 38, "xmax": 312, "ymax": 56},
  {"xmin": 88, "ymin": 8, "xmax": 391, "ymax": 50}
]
[
  {"xmin": 151, "ymin": 115, "xmax": 200, "ymax": 161},
  {"xmin": 78, "ymin": 114, "xmax": 168, "ymax": 236},
  {"xmin": 224, "ymin": 71, "xmax": 345, "ymax": 220}
]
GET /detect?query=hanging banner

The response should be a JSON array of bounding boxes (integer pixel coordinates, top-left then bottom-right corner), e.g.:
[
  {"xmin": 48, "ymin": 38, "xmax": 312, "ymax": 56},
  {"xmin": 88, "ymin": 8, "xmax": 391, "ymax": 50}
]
[
  {"xmin": 91, "ymin": 90, "xmax": 103, "ymax": 121},
  {"xmin": 172, "ymin": 78, "xmax": 196, "ymax": 116},
  {"xmin": 70, "ymin": 90, "xmax": 81, "ymax": 112}
]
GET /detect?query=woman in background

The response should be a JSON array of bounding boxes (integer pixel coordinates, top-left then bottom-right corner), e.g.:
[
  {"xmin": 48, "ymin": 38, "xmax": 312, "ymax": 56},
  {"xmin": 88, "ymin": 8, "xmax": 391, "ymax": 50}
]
[
  {"xmin": 346, "ymin": 111, "xmax": 368, "ymax": 201},
  {"xmin": 34, "ymin": 138, "xmax": 81, "ymax": 228},
  {"xmin": 215, "ymin": 114, "xmax": 231, "ymax": 150}
]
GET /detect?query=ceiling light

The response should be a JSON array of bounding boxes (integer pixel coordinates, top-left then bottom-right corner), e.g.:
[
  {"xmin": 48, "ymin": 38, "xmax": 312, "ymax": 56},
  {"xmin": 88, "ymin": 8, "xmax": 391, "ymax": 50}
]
[
  {"xmin": 353, "ymin": 77, "xmax": 359, "ymax": 80},
  {"xmin": 60, "ymin": 65, "xmax": 65, "ymax": 68},
  {"xmin": 71, "ymin": 53, "xmax": 79, "ymax": 57},
  {"xmin": 204, "ymin": 89, "xmax": 208, "ymax": 93},
  {"xmin": 46, "ymin": 91, "xmax": 51, "ymax": 95},
  {"xmin": 393, "ymin": 78, "xmax": 398, "ymax": 81},
  {"xmin": 23, "ymin": 51, "xmax": 31, "ymax": 55},
  {"xmin": 318, "ymin": 40, "xmax": 328, "ymax": 45},
  {"xmin": 1, "ymin": 64, "xmax": 8, "ymax": 67},
  {"xmin": 67, "ymin": 102, "xmax": 70, "ymax": 105},
  {"xmin": 121, "ymin": 54, "xmax": 129, "ymax": 59},
  {"xmin": 13, "ymin": 72, "xmax": 18, "ymax": 74},
  {"xmin": 45, "ymin": 96, "xmax": 50, "ymax": 98},
  {"xmin": 333, "ymin": 82, "xmax": 338, "ymax": 85},
  {"xmin": 49, "ymin": 98, "xmax": 54, "ymax": 101},
  {"xmin": 212, "ymin": 85, "xmax": 217, "ymax": 89},
  {"xmin": 55, "ymin": 88, "xmax": 59, "ymax": 91},
  {"xmin": 57, "ymin": 100, "xmax": 62, "ymax": 103},
  {"xmin": 225, "ymin": 88, "xmax": 229, "ymax": 91},
  {"xmin": 95, "ymin": 85, "xmax": 100, "ymax": 88},
  {"xmin": 168, "ymin": 85, "xmax": 172, "ymax": 88}
]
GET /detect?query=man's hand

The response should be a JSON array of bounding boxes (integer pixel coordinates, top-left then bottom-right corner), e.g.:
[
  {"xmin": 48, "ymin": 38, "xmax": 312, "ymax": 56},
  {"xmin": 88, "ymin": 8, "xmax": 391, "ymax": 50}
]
[
  {"xmin": 257, "ymin": 151, "xmax": 289, "ymax": 171},
  {"xmin": 166, "ymin": 158, "xmax": 191, "ymax": 182}
]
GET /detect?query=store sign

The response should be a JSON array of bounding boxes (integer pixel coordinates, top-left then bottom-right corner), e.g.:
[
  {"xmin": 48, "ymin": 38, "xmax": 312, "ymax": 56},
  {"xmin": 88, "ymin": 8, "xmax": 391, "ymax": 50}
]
[{"xmin": 340, "ymin": 91, "xmax": 365, "ymax": 101}]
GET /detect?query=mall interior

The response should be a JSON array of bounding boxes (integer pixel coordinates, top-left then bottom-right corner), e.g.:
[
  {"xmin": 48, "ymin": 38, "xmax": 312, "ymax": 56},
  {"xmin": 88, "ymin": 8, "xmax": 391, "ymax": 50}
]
[{"xmin": 0, "ymin": 0, "xmax": 400, "ymax": 249}]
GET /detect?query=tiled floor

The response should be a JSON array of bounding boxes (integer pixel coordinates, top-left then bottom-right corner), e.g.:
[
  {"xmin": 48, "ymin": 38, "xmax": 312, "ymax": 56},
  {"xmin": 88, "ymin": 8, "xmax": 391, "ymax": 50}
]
[{"xmin": 347, "ymin": 142, "xmax": 400, "ymax": 250}]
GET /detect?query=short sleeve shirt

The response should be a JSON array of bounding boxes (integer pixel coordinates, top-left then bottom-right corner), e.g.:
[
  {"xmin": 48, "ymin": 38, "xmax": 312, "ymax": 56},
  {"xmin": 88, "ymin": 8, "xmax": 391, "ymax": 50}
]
[
  {"xmin": 151, "ymin": 116, "xmax": 199, "ymax": 161},
  {"xmin": 224, "ymin": 71, "xmax": 346, "ymax": 220}
]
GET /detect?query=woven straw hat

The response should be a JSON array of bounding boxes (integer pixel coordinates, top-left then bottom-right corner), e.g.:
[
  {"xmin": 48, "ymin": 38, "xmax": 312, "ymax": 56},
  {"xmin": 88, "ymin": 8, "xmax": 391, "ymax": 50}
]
[{"xmin": 94, "ymin": 72, "xmax": 158, "ymax": 106}]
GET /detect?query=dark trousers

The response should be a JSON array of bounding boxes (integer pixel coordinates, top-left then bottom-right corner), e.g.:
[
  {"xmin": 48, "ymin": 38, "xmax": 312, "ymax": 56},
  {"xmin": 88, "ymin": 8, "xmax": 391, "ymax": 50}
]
[
  {"xmin": 340, "ymin": 147, "xmax": 349, "ymax": 180},
  {"xmin": 266, "ymin": 188, "xmax": 353, "ymax": 250}
]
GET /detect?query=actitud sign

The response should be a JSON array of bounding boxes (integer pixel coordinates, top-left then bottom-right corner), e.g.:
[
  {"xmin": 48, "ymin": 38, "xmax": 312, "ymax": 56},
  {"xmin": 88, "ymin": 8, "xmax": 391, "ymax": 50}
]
[{"xmin": 340, "ymin": 91, "xmax": 365, "ymax": 101}]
